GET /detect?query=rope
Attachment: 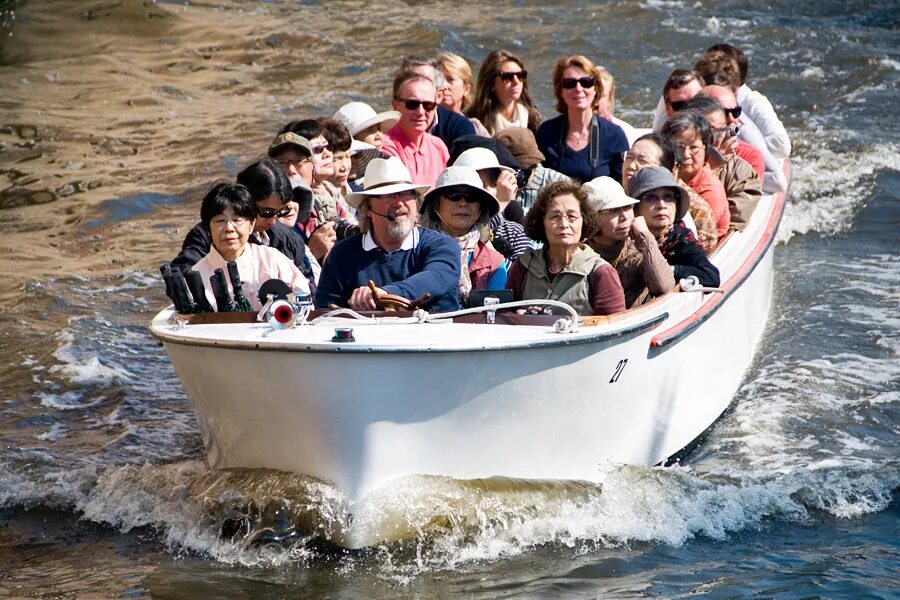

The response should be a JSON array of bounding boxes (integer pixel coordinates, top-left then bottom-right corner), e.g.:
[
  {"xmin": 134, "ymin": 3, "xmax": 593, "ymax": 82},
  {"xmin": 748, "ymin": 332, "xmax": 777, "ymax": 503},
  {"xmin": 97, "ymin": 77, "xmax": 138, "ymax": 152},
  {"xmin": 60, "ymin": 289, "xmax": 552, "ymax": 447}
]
[{"xmin": 678, "ymin": 275, "xmax": 725, "ymax": 294}]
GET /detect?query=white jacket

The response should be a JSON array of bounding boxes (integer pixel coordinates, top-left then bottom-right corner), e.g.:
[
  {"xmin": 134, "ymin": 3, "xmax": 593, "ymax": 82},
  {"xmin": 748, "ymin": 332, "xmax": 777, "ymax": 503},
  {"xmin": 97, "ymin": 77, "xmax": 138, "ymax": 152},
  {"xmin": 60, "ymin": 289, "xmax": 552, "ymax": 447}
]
[{"xmin": 737, "ymin": 84, "xmax": 791, "ymax": 159}]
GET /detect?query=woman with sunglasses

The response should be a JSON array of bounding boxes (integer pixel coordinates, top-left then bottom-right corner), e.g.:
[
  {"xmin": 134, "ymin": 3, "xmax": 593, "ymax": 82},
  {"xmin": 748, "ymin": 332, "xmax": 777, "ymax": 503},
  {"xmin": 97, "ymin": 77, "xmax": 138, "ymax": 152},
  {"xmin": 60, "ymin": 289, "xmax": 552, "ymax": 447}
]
[
  {"xmin": 535, "ymin": 55, "xmax": 629, "ymax": 184},
  {"xmin": 191, "ymin": 182, "xmax": 310, "ymax": 311},
  {"xmin": 420, "ymin": 166, "xmax": 507, "ymax": 304},
  {"xmin": 169, "ymin": 158, "xmax": 313, "ymax": 287},
  {"xmin": 506, "ymin": 180, "xmax": 625, "ymax": 316},
  {"xmin": 467, "ymin": 50, "xmax": 541, "ymax": 136}
]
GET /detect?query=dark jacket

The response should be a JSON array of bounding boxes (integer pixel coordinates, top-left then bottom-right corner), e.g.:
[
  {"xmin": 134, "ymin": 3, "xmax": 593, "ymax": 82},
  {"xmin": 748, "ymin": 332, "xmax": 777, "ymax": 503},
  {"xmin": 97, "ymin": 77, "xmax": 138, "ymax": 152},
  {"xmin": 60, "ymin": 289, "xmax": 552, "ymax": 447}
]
[
  {"xmin": 430, "ymin": 107, "xmax": 476, "ymax": 151},
  {"xmin": 658, "ymin": 223, "xmax": 720, "ymax": 287},
  {"xmin": 171, "ymin": 221, "xmax": 313, "ymax": 282}
]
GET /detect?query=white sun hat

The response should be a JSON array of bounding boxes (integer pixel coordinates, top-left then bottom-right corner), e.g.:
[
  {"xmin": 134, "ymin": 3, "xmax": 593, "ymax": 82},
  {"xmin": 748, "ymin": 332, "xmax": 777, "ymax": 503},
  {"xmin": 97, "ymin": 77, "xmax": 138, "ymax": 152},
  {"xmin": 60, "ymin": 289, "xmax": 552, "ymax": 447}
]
[
  {"xmin": 345, "ymin": 157, "xmax": 430, "ymax": 209},
  {"xmin": 452, "ymin": 147, "xmax": 516, "ymax": 174},
  {"xmin": 422, "ymin": 166, "xmax": 500, "ymax": 216},
  {"xmin": 333, "ymin": 102, "xmax": 401, "ymax": 137},
  {"xmin": 582, "ymin": 176, "xmax": 639, "ymax": 212}
]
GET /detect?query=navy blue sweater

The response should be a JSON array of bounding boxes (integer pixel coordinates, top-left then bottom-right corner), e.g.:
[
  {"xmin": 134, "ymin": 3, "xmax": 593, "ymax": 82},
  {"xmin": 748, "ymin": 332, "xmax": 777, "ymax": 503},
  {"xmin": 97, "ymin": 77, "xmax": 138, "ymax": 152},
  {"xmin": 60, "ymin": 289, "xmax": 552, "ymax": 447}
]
[
  {"xmin": 430, "ymin": 107, "xmax": 476, "ymax": 151},
  {"xmin": 535, "ymin": 114, "xmax": 628, "ymax": 183},
  {"xmin": 315, "ymin": 227, "xmax": 461, "ymax": 312}
]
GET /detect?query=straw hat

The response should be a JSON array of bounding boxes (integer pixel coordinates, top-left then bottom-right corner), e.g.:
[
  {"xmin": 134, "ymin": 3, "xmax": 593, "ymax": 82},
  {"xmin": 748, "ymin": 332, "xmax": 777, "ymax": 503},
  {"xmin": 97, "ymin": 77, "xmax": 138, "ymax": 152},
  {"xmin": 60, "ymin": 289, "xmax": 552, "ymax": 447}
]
[
  {"xmin": 333, "ymin": 102, "xmax": 400, "ymax": 137},
  {"xmin": 422, "ymin": 166, "xmax": 500, "ymax": 216},
  {"xmin": 344, "ymin": 157, "xmax": 429, "ymax": 209},
  {"xmin": 582, "ymin": 177, "xmax": 638, "ymax": 212},
  {"xmin": 627, "ymin": 166, "xmax": 690, "ymax": 223}
]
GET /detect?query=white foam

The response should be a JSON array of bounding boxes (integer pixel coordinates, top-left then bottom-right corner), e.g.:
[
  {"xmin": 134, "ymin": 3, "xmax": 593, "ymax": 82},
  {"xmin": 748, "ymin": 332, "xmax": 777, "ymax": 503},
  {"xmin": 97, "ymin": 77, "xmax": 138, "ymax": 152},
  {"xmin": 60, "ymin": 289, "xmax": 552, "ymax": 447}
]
[
  {"xmin": 800, "ymin": 66, "xmax": 825, "ymax": 79},
  {"xmin": 778, "ymin": 143, "xmax": 900, "ymax": 242}
]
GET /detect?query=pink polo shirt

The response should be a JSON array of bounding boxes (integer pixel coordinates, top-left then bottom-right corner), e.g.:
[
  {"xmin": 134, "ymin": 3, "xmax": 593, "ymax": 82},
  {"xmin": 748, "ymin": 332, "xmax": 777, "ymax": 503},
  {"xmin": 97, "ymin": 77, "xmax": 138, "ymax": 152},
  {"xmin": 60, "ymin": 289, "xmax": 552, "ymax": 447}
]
[
  {"xmin": 686, "ymin": 164, "xmax": 730, "ymax": 240},
  {"xmin": 381, "ymin": 125, "xmax": 449, "ymax": 188}
]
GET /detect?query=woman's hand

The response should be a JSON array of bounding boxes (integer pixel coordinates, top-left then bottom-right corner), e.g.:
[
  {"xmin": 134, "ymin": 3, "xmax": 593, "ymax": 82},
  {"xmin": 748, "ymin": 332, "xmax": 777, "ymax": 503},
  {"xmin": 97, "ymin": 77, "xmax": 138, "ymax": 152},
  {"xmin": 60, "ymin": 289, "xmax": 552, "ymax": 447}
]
[
  {"xmin": 631, "ymin": 215, "xmax": 650, "ymax": 237},
  {"xmin": 495, "ymin": 170, "xmax": 518, "ymax": 207},
  {"xmin": 308, "ymin": 221, "xmax": 336, "ymax": 262}
]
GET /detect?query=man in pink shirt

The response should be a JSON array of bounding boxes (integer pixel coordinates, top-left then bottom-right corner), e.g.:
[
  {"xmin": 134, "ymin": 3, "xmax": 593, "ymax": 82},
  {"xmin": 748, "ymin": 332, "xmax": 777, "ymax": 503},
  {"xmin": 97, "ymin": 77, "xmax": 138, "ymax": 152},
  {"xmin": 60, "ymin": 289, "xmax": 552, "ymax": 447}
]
[{"xmin": 381, "ymin": 72, "xmax": 449, "ymax": 187}]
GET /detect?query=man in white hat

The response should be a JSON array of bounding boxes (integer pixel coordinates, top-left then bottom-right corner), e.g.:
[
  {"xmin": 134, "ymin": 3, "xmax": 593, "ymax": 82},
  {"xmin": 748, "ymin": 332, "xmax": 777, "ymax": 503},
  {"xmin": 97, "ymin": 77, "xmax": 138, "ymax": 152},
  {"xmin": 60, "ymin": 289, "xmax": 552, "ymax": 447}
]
[
  {"xmin": 583, "ymin": 176, "xmax": 676, "ymax": 307},
  {"xmin": 315, "ymin": 157, "xmax": 461, "ymax": 312}
]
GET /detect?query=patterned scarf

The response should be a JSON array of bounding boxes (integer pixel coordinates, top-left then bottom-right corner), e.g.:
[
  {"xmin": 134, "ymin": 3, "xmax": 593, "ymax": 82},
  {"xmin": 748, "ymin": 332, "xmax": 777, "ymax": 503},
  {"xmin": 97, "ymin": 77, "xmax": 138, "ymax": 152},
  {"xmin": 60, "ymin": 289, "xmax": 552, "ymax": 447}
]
[{"xmin": 456, "ymin": 227, "xmax": 481, "ymax": 301}]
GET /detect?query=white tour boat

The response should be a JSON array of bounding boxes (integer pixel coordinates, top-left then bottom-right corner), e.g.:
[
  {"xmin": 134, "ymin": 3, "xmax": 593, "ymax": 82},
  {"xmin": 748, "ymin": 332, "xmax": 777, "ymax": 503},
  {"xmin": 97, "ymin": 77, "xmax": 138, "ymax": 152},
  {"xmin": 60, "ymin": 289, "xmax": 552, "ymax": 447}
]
[{"xmin": 151, "ymin": 166, "xmax": 788, "ymax": 548}]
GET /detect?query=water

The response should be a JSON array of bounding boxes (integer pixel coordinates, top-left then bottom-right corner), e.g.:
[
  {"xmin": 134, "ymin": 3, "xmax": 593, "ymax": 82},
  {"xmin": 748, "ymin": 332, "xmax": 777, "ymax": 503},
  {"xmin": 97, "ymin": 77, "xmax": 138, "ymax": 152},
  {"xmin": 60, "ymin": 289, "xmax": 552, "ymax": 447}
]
[{"xmin": 1, "ymin": 0, "xmax": 898, "ymax": 597}]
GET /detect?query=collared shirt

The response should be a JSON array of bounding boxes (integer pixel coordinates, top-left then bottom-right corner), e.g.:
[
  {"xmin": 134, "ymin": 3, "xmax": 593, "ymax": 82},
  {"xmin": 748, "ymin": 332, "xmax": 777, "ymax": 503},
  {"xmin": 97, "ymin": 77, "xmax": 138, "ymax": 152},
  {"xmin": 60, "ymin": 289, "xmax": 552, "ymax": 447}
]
[
  {"xmin": 361, "ymin": 226, "xmax": 420, "ymax": 252},
  {"xmin": 380, "ymin": 125, "xmax": 449, "ymax": 187}
]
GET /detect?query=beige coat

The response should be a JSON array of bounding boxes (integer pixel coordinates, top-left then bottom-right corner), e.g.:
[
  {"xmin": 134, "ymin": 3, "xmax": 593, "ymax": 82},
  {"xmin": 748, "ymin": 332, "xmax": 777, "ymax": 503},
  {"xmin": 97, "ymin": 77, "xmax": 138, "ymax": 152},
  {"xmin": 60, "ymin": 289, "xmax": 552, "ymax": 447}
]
[{"xmin": 715, "ymin": 156, "xmax": 763, "ymax": 231}]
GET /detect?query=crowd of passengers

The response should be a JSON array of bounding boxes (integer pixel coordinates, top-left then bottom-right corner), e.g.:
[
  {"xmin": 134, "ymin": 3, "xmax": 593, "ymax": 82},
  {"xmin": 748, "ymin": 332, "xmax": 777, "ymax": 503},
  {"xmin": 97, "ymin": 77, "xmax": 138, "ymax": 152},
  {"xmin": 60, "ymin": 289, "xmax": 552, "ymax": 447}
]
[{"xmin": 168, "ymin": 42, "xmax": 791, "ymax": 317}]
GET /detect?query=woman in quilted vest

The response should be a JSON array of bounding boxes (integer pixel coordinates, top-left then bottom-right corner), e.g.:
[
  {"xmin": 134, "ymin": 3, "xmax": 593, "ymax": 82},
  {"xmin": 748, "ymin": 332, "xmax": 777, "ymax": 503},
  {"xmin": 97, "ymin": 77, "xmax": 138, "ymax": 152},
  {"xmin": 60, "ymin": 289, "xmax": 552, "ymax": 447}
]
[{"xmin": 506, "ymin": 180, "xmax": 625, "ymax": 316}]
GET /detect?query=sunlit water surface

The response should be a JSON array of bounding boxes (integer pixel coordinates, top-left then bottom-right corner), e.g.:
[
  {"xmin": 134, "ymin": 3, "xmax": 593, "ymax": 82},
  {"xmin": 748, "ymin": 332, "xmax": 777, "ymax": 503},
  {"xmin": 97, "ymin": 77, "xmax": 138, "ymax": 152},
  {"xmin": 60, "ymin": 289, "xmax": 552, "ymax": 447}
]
[{"xmin": 0, "ymin": 1, "xmax": 898, "ymax": 598}]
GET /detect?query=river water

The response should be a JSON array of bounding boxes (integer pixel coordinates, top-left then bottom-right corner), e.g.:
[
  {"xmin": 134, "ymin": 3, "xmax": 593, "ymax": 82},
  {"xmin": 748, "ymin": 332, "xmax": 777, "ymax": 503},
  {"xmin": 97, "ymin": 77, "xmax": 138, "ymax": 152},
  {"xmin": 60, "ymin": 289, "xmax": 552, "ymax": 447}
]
[{"xmin": 1, "ymin": 0, "xmax": 898, "ymax": 597}]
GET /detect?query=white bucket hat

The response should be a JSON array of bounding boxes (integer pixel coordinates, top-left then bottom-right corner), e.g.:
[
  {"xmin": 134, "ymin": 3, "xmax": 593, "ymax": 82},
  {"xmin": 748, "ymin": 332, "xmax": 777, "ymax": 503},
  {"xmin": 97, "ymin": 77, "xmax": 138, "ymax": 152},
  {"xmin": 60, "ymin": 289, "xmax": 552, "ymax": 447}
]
[
  {"xmin": 345, "ymin": 157, "xmax": 430, "ymax": 209},
  {"xmin": 582, "ymin": 177, "xmax": 639, "ymax": 212},
  {"xmin": 422, "ymin": 166, "xmax": 500, "ymax": 216},
  {"xmin": 452, "ymin": 147, "xmax": 515, "ymax": 174},
  {"xmin": 333, "ymin": 102, "xmax": 401, "ymax": 137}
]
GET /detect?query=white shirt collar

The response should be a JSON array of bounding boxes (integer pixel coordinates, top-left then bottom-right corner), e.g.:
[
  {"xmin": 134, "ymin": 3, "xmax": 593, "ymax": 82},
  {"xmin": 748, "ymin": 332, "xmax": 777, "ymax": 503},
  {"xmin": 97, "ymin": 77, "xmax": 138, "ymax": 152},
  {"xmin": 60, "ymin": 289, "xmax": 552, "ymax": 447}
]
[{"xmin": 362, "ymin": 226, "xmax": 420, "ymax": 252}]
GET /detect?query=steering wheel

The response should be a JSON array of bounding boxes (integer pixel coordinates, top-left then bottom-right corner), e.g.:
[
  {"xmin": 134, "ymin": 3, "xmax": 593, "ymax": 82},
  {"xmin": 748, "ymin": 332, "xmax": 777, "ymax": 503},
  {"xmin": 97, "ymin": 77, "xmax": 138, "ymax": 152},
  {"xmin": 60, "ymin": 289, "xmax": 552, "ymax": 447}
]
[{"xmin": 368, "ymin": 281, "xmax": 429, "ymax": 312}]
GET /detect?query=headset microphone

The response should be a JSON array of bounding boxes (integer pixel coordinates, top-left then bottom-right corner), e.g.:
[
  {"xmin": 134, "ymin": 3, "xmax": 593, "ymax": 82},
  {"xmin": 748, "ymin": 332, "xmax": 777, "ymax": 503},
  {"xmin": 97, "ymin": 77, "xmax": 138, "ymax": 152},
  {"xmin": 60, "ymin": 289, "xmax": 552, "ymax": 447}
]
[{"xmin": 368, "ymin": 209, "xmax": 396, "ymax": 222}]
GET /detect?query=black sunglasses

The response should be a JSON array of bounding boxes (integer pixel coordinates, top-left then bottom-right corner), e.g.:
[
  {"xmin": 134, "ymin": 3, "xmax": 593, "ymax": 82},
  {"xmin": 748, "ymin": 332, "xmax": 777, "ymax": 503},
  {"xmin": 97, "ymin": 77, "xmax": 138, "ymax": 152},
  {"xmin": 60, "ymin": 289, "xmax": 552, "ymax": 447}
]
[
  {"xmin": 560, "ymin": 76, "xmax": 595, "ymax": 90},
  {"xmin": 724, "ymin": 106, "xmax": 743, "ymax": 119},
  {"xmin": 397, "ymin": 98, "xmax": 437, "ymax": 112},
  {"xmin": 498, "ymin": 70, "xmax": 527, "ymax": 82},
  {"xmin": 257, "ymin": 206, "xmax": 292, "ymax": 219},
  {"xmin": 443, "ymin": 190, "xmax": 480, "ymax": 204},
  {"xmin": 668, "ymin": 99, "xmax": 688, "ymax": 111}
]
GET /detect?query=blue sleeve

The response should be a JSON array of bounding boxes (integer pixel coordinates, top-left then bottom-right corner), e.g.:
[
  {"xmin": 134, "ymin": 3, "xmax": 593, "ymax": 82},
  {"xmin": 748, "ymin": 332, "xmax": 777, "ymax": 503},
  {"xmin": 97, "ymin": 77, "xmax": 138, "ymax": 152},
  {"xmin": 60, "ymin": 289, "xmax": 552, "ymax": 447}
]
[
  {"xmin": 314, "ymin": 245, "xmax": 349, "ymax": 308},
  {"xmin": 536, "ymin": 117, "xmax": 562, "ymax": 171},
  {"xmin": 605, "ymin": 121, "xmax": 629, "ymax": 183},
  {"xmin": 486, "ymin": 261, "xmax": 508, "ymax": 290},
  {"xmin": 382, "ymin": 231, "xmax": 461, "ymax": 306}
]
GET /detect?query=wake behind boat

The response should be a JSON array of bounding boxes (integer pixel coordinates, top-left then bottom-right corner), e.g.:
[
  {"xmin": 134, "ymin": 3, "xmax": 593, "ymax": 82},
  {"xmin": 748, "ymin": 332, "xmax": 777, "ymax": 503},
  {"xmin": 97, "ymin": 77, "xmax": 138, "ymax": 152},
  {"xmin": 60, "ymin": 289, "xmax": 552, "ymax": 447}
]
[{"xmin": 150, "ymin": 163, "xmax": 788, "ymax": 549}]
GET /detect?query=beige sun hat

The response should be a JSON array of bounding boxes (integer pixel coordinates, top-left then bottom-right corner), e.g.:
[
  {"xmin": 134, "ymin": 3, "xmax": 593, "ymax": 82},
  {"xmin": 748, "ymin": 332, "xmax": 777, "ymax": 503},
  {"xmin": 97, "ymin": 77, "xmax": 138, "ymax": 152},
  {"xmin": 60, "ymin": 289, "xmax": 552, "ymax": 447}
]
[
  {"xmin": 582, "ymin": 177, "xmax": 639, "ymax": 212},
  {"xmin": 452, "ymin": 147, "xmax": 516, "ymax": 174},
  {"xmin": 333, "ymin": 102, "xmax": 401, "ymax": 137},
  {"xmin": 422, "ymin": 166, "xmax": 500, "ymax": 217},
  {"xmin": 345, "ymin": 157, "xmax": 430, "ymax": 209}
]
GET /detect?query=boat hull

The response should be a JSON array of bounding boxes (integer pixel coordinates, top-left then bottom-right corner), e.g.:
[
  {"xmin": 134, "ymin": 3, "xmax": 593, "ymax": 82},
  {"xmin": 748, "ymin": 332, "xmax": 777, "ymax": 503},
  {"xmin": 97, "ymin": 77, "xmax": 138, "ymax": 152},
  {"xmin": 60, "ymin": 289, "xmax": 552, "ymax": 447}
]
[{"xmin": 152, "ymin": 167, "xmax": 787, "ymax": 547}]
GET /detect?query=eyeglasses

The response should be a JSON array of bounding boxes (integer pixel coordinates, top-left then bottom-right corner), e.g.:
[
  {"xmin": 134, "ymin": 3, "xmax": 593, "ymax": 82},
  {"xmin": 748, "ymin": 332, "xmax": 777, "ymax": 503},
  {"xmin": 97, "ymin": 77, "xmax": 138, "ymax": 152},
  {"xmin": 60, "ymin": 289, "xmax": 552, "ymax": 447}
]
[
  {"xmin": 443, "ymin": 190, "xmax": 480, "ymax": 204},
  {"xmin": 372, "ymin": 190, "xmax": 417, "ymax": 202},
  {"xmin": 724, "ymin": 105, "xmax": 742, "ymax": 119},
  {"xmin": 211, "ymin": 216, "xmax": 250, "ymax": 228},
  {"xmin": 639, "ymin": 192, "xmax": 677, "ymax": 204},
  {"xmin": 560, "ymin": 76, "xmax": 595, "ymax": 90},
  {"xmin": 311, "ymin": 143, "xmax": 332, "ymax": 155},
  {"xmin": 256, "ymin": 206, "xmax": 292, "ymax": 219},
  {"xmin": 544, "ymin": 211, "xmax": 582, "ymax": 224},
  {"xmin": 676, "ymin": 142, "xmax": 706, "ymax": 155},
  {"xmin": 498, "ymin": 70, "xmax": 527, "ymax": 83},
  {"xmin": 668, "ymin": 99, "xmax": 688, "ymax": 111},
  {"xmin": 396, "ymin": 98, "xmax": 437, "ymax": 112},
  {"xmin": 276, "ymin": 157, "xmax": 311, "ymax": 170}
]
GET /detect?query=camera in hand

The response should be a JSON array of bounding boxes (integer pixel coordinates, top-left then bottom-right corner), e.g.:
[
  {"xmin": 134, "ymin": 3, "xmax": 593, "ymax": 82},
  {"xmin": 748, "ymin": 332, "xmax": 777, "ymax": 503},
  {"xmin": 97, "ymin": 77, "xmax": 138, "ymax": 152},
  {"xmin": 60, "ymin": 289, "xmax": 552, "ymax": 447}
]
[
  {"xmin": 515, "ymin": 168, "xmax": 531, "ymax": 189},
  {"xmin": 331, "ymin": 218, "xmax": 361, "ymax": 240}
]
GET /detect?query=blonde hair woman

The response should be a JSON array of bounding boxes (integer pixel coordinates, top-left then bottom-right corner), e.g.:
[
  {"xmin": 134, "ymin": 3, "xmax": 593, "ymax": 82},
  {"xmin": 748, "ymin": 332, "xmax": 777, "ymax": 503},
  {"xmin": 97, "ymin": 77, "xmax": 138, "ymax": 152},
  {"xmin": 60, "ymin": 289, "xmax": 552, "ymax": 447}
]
[{"xmin": 437, "ymin": 52, "xmax": 490, "ymax": 136}]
